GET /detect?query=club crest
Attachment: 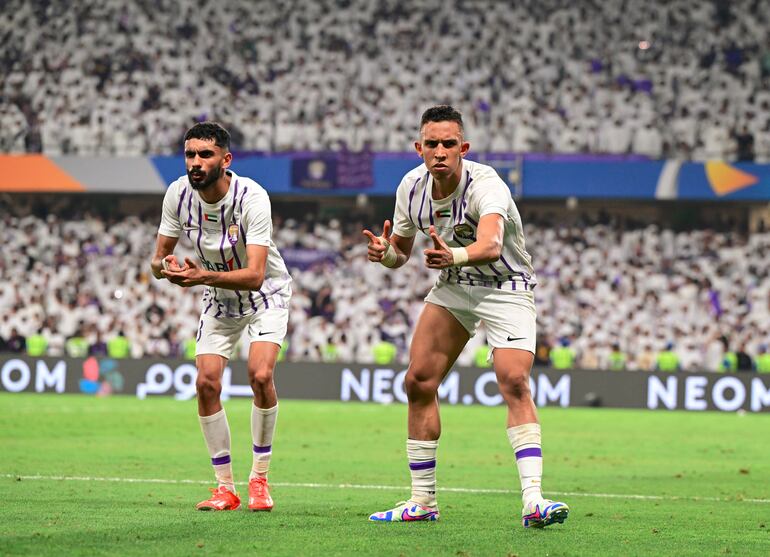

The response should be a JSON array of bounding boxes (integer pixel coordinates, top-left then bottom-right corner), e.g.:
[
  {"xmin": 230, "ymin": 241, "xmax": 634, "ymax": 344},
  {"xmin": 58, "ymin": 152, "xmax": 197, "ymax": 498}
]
[
  {"xmin": 227, "ymin": 223, "xmax": 239, "ymax": 245},
  {"xmin": 453, "ymin": 223, "xmax": 475, "ymax": 240}
]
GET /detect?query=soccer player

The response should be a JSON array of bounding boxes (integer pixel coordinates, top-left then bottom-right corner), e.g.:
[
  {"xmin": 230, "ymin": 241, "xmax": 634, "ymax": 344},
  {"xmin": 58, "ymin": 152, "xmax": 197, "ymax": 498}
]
[
  {"xmin": 151, "ymin": 122, "xmax": 291, "ymax": 512},
  {"xmin": 364, "ymin": 106, "xmax": 569, "ymax": 528}
]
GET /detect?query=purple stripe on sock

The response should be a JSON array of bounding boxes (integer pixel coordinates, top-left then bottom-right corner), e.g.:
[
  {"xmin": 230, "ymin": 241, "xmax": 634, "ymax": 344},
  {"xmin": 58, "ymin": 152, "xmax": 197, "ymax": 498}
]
[
  {"xmin": 211, "ymin": 455, "xmax": 231, "ymax": 466},
  {"xmin": 409, "ymin": 459, "xmax": 436, "ymax": 471},
  {"xmin": 515, "ymin": 447, "xmax": 542, "ymax": 460},
  {"xmin": 253, "ymin": 444, "xmax": 272, "ymax": 454}
]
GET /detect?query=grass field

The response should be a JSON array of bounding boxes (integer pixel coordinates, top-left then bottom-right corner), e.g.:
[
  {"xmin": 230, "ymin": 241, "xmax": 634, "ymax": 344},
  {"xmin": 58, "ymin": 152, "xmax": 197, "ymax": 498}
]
[{"xmin": 1, "ymin": 393, "xmax": 768, "ymax": 556}]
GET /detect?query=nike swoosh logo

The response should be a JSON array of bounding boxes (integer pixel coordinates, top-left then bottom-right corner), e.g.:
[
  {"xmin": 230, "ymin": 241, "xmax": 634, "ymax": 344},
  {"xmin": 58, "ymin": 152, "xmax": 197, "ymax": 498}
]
[
  {"xmin": 257, "ymin": 331, "xmax": 274, "ymax": 336},
  {"xmin": 507, "ymin": 336, "xmax": 526, "ymax": 342}
]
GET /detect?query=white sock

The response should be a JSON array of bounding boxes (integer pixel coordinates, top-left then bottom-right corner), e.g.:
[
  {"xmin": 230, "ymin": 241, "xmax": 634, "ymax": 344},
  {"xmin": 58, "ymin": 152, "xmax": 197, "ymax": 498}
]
[
  {"xmin": 250, "ymin": 403, "xmax": 278, "ymax": 480},
  {"xmin": 507, "ymin": 423, "xmax": 543, "ymax": 507},
  {"xmin": 407, "ymin": 439, "xmax": 438, "ymax": 507},
  {"xmin": 199, "ymin": 409, "xmax": 235, "ymax": 492}
]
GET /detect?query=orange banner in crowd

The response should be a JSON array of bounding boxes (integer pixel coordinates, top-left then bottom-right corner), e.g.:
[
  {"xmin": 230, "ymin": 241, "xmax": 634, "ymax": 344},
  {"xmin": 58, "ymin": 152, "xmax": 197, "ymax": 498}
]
[{"xmin": 0, "ymin": 155, "xmax": 85, "ymax": 191}]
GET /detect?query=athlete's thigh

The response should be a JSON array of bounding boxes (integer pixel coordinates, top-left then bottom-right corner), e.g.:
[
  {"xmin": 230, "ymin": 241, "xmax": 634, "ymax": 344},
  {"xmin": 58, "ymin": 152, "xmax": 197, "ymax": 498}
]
[
  {"xmin": 409, "ymin": 302, "xmax": 470, "ymax": 383},
  {"xmin": 196, "ymin": 313, "xmax": 244, "ymax": 360},
  {"xmin": 247, "ymin": 341, "xmax": 280, "ymax": 375},
  {"xmin": 196, "ymin": 353, "xmax": 228, "ymax": 383}
]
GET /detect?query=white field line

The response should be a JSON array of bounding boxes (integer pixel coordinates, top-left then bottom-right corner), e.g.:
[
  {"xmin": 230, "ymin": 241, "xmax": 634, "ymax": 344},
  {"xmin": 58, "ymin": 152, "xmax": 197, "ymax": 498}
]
[{"xmin": 2, "ymin": 473, "xmax": 769, "ymax": 505}]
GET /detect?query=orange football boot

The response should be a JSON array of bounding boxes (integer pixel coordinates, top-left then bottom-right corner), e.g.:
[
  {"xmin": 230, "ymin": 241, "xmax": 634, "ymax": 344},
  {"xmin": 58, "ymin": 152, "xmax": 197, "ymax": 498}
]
[
  {"xmin": 248, "ymin": 477, "xmax": 274, "ymax": 511},
  {"xmin": 196, "ymin": 486, "xmax": 241, "ymax": 511}
]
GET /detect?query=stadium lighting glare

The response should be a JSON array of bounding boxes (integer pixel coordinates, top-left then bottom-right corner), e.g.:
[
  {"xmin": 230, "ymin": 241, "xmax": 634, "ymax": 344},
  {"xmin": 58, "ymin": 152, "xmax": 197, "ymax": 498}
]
[
  {"xmin": 114, "ymin": 289, "xmax": 124, "ymax": 300},
  {"xmin": 638, "ymin": 40, "xmax": 651, "ymax": 50}
]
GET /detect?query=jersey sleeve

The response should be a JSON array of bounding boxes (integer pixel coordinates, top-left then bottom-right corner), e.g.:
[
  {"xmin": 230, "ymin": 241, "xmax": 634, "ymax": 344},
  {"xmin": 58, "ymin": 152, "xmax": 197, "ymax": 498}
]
[
  {"xmin": 158, "ymin": 182, "xmax": 182, "ymax": 238},
  {"xmin": 392, "ymin": 175, "xmax": 418, "ymax": 237},
  {"xmin": 242, "ymin": 189, "xmax": 272, "ymax": 246},
  {"xmin": 471, "ymin": 174, "xmax": 511, "ymax": 220}
]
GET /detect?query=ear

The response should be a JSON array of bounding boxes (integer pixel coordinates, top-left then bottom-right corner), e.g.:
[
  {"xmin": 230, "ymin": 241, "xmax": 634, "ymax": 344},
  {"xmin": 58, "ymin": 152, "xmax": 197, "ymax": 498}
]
[
  {"xmin": 222, "ymin": 151, "xmax": 233, "ymax": 169},
  {"xmin": 414, "ymin": 140, "xmax": 423, "ymax": 158},
  {"xmin": 460, "ymin": 140, "xmax": 470, "ymax": 158}
]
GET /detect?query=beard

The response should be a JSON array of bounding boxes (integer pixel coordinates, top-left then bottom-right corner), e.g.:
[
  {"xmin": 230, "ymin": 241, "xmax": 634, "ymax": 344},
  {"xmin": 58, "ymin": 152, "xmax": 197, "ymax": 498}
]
[{"xmin": 188, "ymin": 164, "xmax": 222, "ymax": 190}]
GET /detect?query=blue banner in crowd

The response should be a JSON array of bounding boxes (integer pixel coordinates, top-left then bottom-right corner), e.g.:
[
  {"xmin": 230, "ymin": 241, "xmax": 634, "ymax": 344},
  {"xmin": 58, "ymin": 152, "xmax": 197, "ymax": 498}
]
[
  {"xmin": 149, "ymin": 154, "xmax": 770, "ymax": 200},
  {"xmin": 677, "ymin": 161, "xmax": 770, "ymax": 200}
]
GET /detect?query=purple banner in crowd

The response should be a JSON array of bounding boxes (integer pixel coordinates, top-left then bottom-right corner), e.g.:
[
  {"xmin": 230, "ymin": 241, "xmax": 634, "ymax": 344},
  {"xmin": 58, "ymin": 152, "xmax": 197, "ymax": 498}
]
[
  {"xmin": 291, "ymin": 151, "xmax": 373, "ymax": 190},
  {"xmin": 280, "ymin": 247, "xmax": 339, "ymax": 270}
]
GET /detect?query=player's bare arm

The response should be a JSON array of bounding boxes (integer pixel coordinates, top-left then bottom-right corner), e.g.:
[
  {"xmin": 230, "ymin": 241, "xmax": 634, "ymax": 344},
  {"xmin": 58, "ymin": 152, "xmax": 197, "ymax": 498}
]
[
  {"xmin": 362, "ymin": 219, "xmax": 415, "ymax": 268},
  {"xmin": 162, "ymin": 244, "xmax": 267, "ymax": 290},
  {"xmin": 424, "ymin": 214, "xmax": 504, "ymax": 269},
  {"xmin": 150, "ymin": 233, "xmax": 186, "ymax": 279}
]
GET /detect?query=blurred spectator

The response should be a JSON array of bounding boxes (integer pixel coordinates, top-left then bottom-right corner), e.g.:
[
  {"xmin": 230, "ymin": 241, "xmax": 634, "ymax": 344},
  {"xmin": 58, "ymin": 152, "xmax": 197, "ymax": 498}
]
[
  {"xmin": 6, "ymin": 328, "xmax": 26, "ymax": 353},
  {"xmin": 26, "ymin": 329, "xmax": 48, "ymax": 356},
  {"xmin": 655, "ymin": 342, "xmax": 680, "ymax": 372},
  {"xmin": 550, "ymin": 338, "xmax": 576, "ymax": 370}
]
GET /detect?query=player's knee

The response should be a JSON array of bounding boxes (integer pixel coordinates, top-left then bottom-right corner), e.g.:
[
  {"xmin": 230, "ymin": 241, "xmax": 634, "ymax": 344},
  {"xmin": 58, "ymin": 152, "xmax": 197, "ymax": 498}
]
[
  {"xmin": 498, "ymin": 372, "xmax": 531, "ymax": 401},
  {"xmin": 405, "ymin": 365, "xmax": 439, "ymax": 400},
  {"xmin": 196, "ymin": 374, "xmax": 222, "ymax": 400},
  {"xmin": 248, "ymin": 364, "xmax": 274, "ymax": 390}
]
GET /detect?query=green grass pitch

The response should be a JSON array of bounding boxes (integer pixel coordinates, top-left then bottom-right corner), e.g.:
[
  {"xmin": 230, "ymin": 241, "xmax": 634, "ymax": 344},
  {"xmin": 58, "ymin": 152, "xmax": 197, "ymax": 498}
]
[{"xmin": 1, "ymin": 393, "xmax": 768, "ymax": 556}]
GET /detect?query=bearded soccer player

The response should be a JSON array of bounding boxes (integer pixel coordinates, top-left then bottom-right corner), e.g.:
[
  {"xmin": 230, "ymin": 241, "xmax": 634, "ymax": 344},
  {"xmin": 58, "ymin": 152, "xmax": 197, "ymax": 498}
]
[
  {"xmin": 151, "ymin": 122, "xmax": 291, "ymax": 511},
  {"xmin": 364, "ymin": 106, "xmax": 568, "ymax": 528}
]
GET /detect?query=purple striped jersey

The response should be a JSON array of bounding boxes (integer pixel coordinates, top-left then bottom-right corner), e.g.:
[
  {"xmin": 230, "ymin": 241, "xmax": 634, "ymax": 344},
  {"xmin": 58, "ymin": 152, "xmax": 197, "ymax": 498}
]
[
  {"xmin": 158, "ymin": 169, "xmax": 292, "ymax": 317},
  {"xmin": 392, "ymin": 159, "xmax": 537, "ymax": 290}
]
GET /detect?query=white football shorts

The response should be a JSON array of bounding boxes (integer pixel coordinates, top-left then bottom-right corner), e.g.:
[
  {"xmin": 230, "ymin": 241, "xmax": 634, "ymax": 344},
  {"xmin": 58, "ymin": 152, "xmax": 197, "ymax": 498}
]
[
  {"xmin": 424, "ymin": 281, "xmax": 536, "ymax": 356},
  {"xmin": 195, "ymin": 308, "xmax": 289, "ymax": 359}
]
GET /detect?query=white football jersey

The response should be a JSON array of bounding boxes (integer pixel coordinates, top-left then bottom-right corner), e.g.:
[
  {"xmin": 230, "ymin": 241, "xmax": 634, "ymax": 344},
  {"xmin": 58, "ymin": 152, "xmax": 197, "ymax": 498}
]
[
  {"xmin": 392, "ymin": 159, "xmax": 536, "ymax": 291},
  {"xmin": 158, "ymin": 169, "xmax": 292, "ymax": 317}
]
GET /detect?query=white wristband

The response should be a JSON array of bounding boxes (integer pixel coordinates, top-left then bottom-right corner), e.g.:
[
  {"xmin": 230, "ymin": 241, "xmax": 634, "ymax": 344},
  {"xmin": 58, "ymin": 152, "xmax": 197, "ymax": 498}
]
[
  {"xmin": 450, "ymin": 247, "xmax": 469, "ymax": 266},
  {"xmin": 379, "ymin": 238, "xmax": 398, "ymax": 268}
]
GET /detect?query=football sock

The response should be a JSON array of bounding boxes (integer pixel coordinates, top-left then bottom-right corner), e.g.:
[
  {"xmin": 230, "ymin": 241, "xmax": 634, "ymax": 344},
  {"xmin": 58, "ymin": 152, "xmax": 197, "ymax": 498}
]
[
  {"xmin": 199, "ymin": 409, "xmax": 235, "ymax": 493},
  {"xmin": 250, "ymin": 403, "xmax": 278, "ymax": 480},
  {"xmin": 507, "ymin": 423, "xmax": 543, "ymax": 507},
  {"xmin": 407, "ymin": 439, "xmax": 438, "ymax": 507}
]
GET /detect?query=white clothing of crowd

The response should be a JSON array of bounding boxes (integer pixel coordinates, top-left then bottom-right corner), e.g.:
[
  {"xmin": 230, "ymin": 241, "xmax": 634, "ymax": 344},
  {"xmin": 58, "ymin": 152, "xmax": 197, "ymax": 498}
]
[
  {"xmin": 2, "ymin": 0, "xmax": 770, "ymax": 160},
  {"xmin": 0, "ymin": 208, "xmax": 768, "ymax": 371}
]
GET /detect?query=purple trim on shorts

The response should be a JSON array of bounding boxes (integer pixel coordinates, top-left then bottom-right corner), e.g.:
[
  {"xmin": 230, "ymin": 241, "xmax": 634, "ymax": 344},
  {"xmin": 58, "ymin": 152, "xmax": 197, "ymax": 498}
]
[
  {"xmin": 211, "ymin": 454, "xmax": 231, "ymax": 466},
  {"xmin": 196, "ymin": 319, "xmax": 204, "ymax": 341},
  {"xmin": 515, "ymin": 447, "xmax": 542, "ymax": 460},
  {"xmin": 407, "ymin": 177, "xmax": 419, "ymax": 226},
  {"xmin": 409, "ymin": 460, "xmax": 436, "ymax": 471},
  {"xmin": 253, "ymin": 444, "xmax": 272, "ymax": 454}
]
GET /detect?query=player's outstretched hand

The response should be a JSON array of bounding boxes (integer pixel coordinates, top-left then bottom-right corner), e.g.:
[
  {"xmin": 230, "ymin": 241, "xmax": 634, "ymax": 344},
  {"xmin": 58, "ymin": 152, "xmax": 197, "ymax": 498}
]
[
  {"xmin": 424, "ymin": 225, "xmax": 453, "ymax": 269},
  {"xmin": 362, "ymin": 220, "xmax": 392, "ymax": 263},
  {"xmin": 162, "ymin": 257, "xmax": 207, "ymax": 287}
]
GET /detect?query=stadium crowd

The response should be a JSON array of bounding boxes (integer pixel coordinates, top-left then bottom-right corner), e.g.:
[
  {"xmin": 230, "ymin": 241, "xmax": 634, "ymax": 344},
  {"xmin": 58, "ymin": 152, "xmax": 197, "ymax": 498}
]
[
  {"xmin": 2, "ymin": 0, "xmax": 770, "ymax": 160},
  {"xmin": 1, "ymin": 200, "xmax": 769, "ymax": 372}
]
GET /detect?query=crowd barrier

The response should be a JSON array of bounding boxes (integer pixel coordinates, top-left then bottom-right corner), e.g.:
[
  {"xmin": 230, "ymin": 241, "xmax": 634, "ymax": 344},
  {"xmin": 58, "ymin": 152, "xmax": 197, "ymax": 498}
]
[{"xmin": 2, "ymin": 355, "xmax": 768, "ymax": 413}]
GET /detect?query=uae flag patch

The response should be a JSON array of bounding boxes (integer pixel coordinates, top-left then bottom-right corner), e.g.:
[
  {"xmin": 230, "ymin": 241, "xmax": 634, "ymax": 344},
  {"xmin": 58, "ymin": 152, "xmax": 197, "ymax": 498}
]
[
  {"xmin": 204, "ymin": 213, "xmax": 219, "ymax": 223},
  {"xmin": 434, "ymin": 209, "xmax": 452, "ymax": 219}
]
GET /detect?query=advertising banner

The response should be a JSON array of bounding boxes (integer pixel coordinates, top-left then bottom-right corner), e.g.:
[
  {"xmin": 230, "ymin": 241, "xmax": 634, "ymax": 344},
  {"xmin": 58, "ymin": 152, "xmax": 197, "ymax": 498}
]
[{"xmin": 2, "ymin": 356, "xmax": 769, "ymax": 413}]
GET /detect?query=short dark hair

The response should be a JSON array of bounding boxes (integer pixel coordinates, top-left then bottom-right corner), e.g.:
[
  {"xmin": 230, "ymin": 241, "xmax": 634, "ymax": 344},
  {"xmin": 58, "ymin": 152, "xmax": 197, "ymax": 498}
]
[
  {"xmin": 420, "ymin": 105, "xmax": 464, "ymax": 132},
  {"xmin": 184, "ymin": 121, "xmax": 230, "ymax": 150}
]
